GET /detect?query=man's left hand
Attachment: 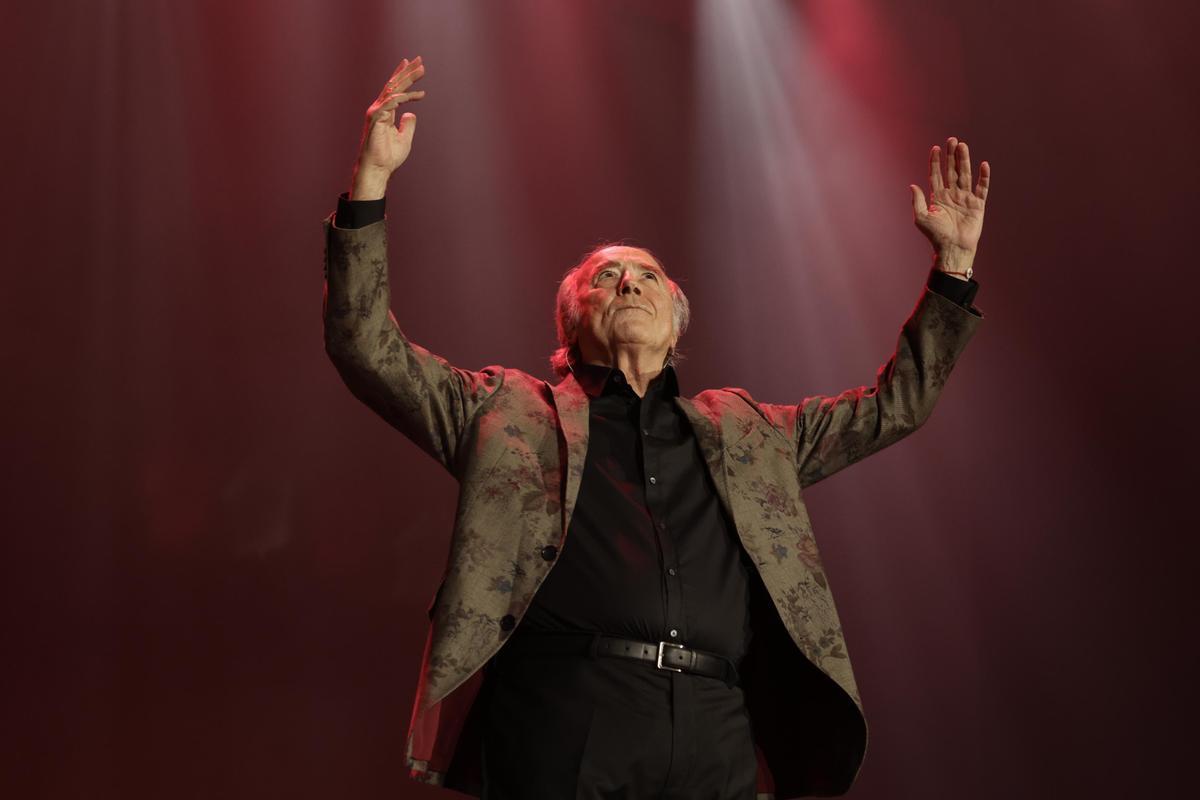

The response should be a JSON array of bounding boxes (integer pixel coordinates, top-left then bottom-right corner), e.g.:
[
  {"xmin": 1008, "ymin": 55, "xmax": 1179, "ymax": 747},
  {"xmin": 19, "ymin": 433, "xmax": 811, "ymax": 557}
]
[{"xmin": 910, "ymin": 136, "xmax": 990, "ymax": 278}]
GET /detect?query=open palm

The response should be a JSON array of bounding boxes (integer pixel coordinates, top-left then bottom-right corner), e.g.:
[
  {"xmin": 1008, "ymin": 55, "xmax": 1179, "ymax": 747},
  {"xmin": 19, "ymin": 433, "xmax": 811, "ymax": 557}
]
[
  {"xmin": 358, "ymin": 57, "xmax": 426, "ymax": 174},
  {"xmin": 910, "ymin": 136, "xmax": 990, "ymax": 257},
  {"xmin": 350, "ymin": 56, "xmax": 427, "ymax": 200}
]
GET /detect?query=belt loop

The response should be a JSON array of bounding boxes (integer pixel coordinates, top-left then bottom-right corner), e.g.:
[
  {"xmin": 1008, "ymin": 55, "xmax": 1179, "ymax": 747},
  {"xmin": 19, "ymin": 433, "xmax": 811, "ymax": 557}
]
[
  {"xmin": 587, "ymin": 632, "xmax": 601, "ymax": 660},
  {"xmin": 724, "ymin": 660, "xmax": 739, "ymax": 689}
]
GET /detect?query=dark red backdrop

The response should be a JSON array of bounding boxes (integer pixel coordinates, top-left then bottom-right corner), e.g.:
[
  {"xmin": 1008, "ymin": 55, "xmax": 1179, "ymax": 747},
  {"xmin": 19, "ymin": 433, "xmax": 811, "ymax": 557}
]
[{"xmin": 3, "ymin": 1, "xmax": 1197, "ymax": 798}]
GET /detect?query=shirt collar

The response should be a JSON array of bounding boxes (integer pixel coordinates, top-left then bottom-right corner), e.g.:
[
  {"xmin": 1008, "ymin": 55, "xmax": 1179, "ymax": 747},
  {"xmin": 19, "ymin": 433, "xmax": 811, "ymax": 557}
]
[{"xmin": 572, "ymin": 362, "xmax": 680, "ymax": 400}]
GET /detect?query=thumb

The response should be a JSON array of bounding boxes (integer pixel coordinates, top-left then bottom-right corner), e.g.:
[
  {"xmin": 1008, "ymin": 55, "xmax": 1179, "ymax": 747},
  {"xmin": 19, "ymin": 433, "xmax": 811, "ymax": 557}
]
[
  {"xmin": 399, "ymin": 112, "xmax": 417, "ymax": 144},
  {"xmin": 909, "ymin": 184, "xmax": 928, "ymax": 219}
]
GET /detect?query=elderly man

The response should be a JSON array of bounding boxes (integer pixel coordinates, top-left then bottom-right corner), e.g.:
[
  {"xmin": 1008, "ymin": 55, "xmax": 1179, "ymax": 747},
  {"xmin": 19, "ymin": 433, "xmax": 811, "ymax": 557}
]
[{"xmin": 323, "ymin": 58, "xmax": 988, "ymax": 799}]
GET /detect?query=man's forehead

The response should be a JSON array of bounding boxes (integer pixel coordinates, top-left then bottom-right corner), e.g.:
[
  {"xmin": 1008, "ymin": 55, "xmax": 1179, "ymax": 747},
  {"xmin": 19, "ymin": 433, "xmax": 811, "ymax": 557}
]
[{"xmin": 590, "ymin": 246, "xmax": 666, "ymax": 274}]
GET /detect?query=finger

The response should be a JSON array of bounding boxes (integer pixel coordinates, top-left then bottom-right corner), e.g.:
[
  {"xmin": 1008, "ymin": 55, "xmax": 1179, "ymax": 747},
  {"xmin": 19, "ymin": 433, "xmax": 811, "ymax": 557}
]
[
  {"xmin": 386, "ymin": 64, "xmax": 426, "ymax": 94},
  {"xmin": 377, "ymin": 90, "xmax": 425, "ymax": 113},
  {"xmin": 396, "ymin": 58, "xmax": 425, "ymax": 83},
  {"xmin": 975, "ymin": 160, "xmax": 991, "ymax": 201},
  {"xmin": 388, "ymin": 55, "xmax": 421, "ymax": 81},
  {"xmin": 398, "ymin": 111, "xmax": 417, "ymax": 146},
  {"xmin": 929, "ymin": 145, "xmax": 945, "ymax": 192},
  {"xmin": 385, "ymin": 90, "xmax": 426, "ymax": 104},
  {"xmin": 957, "ymin": 140, "xmax": 972, "ymax": 190},
  {"xmin": 382, "ymin": 59, "xmax": 409, "ymax": 91},
  {"xmin": 945, "ymin": 136, "xmax": 959, "ymax": 188},
  {"xmin": 370, "ymin": 95, "xmax": 407, "ymax": 124},
  {"xmin": 384, "ymin": 59, "xmax": 425, "ymax": 93},
  {"xmin": 909, "ymin": 184, "xmax": 928, "ymax": 218}
]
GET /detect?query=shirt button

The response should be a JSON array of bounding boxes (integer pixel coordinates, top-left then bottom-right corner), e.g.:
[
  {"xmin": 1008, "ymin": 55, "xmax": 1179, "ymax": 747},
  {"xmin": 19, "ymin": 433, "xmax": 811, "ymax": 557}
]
[
  {"xmin": 667, "ymin": 568, "xmax": 677, "ymax": 576},
  {"xmin": 649, "ymin": 476, "xmax": 657, "ymax": 485},
  {"xmin": 669, "ymin": 629, "xmax": 679, "ymax": 638},
  {"xmin": 642, "ymin": 428, "xmax": 650, "ymax": 436},
  {"xmin": 499, "ymin": 614, "xmax": 516, "ymax": 631},
  {"xmin": 540, "ymin": 545, "xmax": 558, "ymax": 561}
]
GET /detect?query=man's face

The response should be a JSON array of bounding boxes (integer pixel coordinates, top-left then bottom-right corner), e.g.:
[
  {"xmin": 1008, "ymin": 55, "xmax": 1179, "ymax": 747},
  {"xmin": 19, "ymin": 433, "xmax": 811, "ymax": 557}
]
[{"xmin": 576, "ymin": 246, "xmax": 677, "ymax": 364}]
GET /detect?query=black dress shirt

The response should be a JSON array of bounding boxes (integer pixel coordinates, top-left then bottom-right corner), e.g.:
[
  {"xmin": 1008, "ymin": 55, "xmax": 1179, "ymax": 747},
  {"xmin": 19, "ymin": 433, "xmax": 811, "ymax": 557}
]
[
  {"xmin": 520, "ymin": 363, "xmax": 757, "ymax": 662},
  {"xmin": 332, "ymin": 193, "xmax": 983, "ymax": 665}
]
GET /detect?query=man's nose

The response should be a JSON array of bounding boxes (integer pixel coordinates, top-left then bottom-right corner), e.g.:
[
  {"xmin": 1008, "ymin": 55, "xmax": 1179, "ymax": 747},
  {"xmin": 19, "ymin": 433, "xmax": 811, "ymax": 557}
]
[{"xmin": 618, "ymin": 274, "xmax": 641, "ymax": 294}]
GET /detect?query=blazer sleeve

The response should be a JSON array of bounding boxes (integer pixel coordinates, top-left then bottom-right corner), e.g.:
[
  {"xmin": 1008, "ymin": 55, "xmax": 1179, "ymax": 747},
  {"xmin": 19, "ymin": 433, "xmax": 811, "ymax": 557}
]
[
  {"xmin": 753, "ymin": 286, "xmax": 982, "ymax": 489},
  {"xmin": 322, "ymin": 214, "xmax": 503, "ymax": 474}
]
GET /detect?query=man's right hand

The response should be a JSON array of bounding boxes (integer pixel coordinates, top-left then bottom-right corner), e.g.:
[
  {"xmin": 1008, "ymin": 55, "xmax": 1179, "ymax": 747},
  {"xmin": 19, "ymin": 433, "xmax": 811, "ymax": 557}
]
[{"xmin": 350, "ymin": 56, "xmax": 427, "ymax": 200}]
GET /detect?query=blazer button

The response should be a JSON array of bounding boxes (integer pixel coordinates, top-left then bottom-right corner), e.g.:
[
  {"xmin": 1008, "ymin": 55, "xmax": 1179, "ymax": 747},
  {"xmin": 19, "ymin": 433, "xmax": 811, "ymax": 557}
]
[
  {"xmin": 540, "ymin": 545, "xmax": 558, "ymax": 561},
  {"xmin": 500, "ymin": 614, "xmax": 516, "ymax": 631}
]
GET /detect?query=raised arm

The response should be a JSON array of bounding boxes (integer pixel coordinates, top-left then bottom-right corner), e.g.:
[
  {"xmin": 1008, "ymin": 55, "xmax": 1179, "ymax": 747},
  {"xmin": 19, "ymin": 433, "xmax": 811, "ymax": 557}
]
[
  {"xmin": 755, "ymin": 137, "xmax": 991, "ymax": 488},
  {"xmin": 323, "ymin": 57, "xmax": 502, "ymax": 475},
  {"xmin": 790, "ymin": 286, "xmax": 979, "ymax": 488}
]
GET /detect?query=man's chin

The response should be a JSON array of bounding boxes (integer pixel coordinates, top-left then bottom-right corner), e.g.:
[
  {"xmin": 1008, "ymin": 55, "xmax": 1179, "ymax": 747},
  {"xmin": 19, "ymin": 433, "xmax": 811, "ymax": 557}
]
[{"xmin": 610, "ymin": 322, "xmax": 656, "ymax": 340}]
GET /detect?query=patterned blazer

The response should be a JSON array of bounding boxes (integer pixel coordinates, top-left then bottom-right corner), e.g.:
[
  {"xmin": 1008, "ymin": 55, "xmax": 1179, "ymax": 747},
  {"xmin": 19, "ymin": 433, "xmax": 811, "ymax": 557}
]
[{"xmin": 322, "ymin": 217, "xmax": 982, "ymax": 798}]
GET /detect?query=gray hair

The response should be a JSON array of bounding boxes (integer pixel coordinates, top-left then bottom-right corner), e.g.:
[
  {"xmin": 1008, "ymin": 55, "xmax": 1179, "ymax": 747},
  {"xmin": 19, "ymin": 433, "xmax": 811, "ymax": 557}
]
[{"xmin": 550, "ymin": 243, "xmax": 691, "ymax": 378}]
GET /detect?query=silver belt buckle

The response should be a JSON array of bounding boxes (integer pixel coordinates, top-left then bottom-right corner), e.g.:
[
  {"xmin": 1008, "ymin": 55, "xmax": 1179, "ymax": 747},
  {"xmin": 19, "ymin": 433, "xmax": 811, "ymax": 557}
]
[{"xmin": 656, "ymin": 641, "xmax": 685, "ymax": 672}]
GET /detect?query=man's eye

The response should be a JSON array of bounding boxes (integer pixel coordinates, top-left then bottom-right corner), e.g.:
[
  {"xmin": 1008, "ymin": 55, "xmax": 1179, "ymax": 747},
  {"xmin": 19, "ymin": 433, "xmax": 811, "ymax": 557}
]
[{"xmin": 644, "ymin": 272, "xmax": 658, "ymax": 280}]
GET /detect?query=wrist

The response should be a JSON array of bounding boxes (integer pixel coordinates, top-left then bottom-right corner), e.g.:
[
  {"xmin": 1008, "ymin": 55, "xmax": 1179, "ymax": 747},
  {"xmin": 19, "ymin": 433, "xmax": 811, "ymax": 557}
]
[
  {"xmin": 933, "ymin": 246, "xmax": 976, "ymax": 281},
  {"xmin": 350, "ymin": 164, "xmax": 391, "ymax": 201}
]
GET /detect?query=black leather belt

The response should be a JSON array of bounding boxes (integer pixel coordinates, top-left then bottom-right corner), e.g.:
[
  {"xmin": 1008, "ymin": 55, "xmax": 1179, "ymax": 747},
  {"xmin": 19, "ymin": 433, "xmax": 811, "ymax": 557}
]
[{"xmin": 497, "ymin": 631, "xmax": 740, "ymax": 688}]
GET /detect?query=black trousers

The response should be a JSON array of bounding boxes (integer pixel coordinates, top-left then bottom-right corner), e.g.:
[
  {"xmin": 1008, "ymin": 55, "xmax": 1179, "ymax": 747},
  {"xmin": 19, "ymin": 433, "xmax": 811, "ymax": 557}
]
[{"xmin": 479, "ymin": 638, "xmax": 758, "ymax": 799}]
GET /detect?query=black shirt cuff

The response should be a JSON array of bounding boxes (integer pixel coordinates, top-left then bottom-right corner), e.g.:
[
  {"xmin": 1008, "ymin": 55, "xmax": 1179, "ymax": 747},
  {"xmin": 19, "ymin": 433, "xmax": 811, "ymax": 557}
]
[
  {"xmin": 334, "ymin": 192, "xmax": 386, "ymax": 229},
  {"xmin": 926, "ymin": 267, "xmax": 979, "ymax": 308}
]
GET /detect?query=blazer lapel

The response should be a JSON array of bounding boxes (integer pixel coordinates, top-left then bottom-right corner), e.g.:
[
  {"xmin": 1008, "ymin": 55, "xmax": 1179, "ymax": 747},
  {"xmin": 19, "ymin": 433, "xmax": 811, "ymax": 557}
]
[
  {"xmin": 549, "ymin": 373, "xmax": 591, "ymax": 539},
  {"xmin": 674, "ymin": 396, "xmax": 734, "ymax": 517}
]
